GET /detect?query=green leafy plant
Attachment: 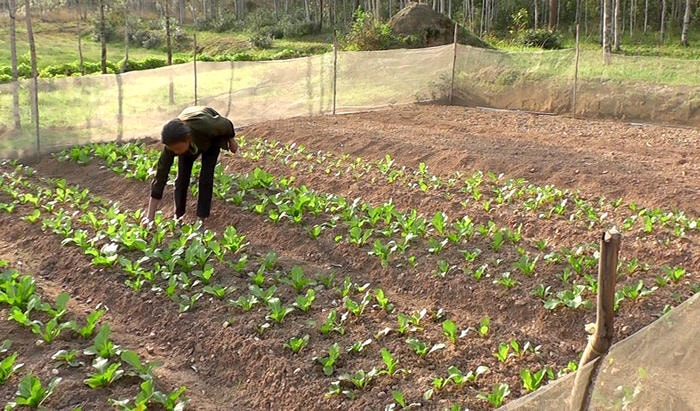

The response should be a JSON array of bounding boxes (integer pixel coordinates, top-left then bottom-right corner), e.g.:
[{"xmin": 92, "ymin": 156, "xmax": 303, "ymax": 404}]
[
  {"xmin": 478, "ymin": 316, "xmax": 490, "ymax": 337},
  {"xmin": 6, "ymin": 374, "xmax": 61, "ymax": 409},
  {"xmin": 521, "ymin": 367, "xmax": 549, "ymax": 392},
  {"xmin": 266, "ymin": 297, "xmax": 295, "ymax": 323},
  {"xmin": 406, "ymin": 337, "xmax": 445, "ymax": 358},
  {"xmin": 346, "ymin": 338, "xmax": 373, "ymax": 353},
  {"xmin": 84, "ymin": 324, "xmax": 121, "ymax": 358},
  {"xmin": 477, "ymin": 382, "xmax": 510, "ymax": 407},
  {"xmin": 442, "ymin": 319, "xmax": 461, "ymax": 343},
  {"xmin": 315, "ymin": 343, "xmax": 341, "ymax": 376},
  {"xmin": 120, "ymin": 350, "xmax": 162, "ymax": 380},
  {"xmin": 374, "ymin": 288, "xmax": 394, "ymax": 312},
  {"xmin": 292, "ymin": 288, "xmax": 315, "ymax": 312},
  {"xmin": 494, "ymin": 342, "xmax": 511, "ymax": 363},
  {"xmin": 0, "ymin": 351, "xmax": 23, "ymax": 383},
  {"xmin": 378, "ymin": 347, "xmax": 405, "ymax": 376},
  {"xmin": 319, "ymin": 310, "xmax": 346, "ymax": 335},
  {"xmin": 51, "ymin": 349, "xmax": 82, "ymax": 368},
  {"xmin": 85, "ymin": 357, "xmax": 124, "ymax": 388},
  {"xmin": 285, "ymin": 335, "xmax": 310, "ymax": 353},
  {"xmin": 281, "ymin": 265, "xmax": 315, "ymax": 292}
]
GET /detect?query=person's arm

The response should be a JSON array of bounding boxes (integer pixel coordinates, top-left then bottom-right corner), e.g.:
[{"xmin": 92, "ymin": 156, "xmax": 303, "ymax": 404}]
[{"xmin": 145, "ymin": 147, "xmax": 175, "ymax": 222}]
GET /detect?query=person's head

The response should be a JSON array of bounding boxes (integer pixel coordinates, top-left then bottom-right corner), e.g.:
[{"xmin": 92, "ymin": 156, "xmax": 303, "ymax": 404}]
[{"xmin": 161, "ymin": 119, "xmax": 191, "ymax": 155}]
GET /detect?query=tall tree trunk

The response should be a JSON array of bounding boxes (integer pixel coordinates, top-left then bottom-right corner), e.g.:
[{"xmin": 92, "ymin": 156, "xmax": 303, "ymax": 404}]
[
  {"xmin": 534, "ymin": 0, "xmax": 539, "ymax": 29},
  {"xmin": 123, "ymin": 1, "xmax": 129, "ymax": 73},
  {"xmin": 680, "ymin": 0, "xmax": 691, "ymax": 45},
  {"xmin": 165, "ymin": 0, "xmax": 172, "ymax": 65},
  {"xmin": 178, "ymin": 0, "xmax": 185, "ymax": 23},
  {"xmin": 603, "ymin": 0, "xmax": 612, "ymax": 60},
  {"xmin": 77, "ymin": 1, "xmax": 85, "ymax": 75},
  {"xmin": 319, "ymin": 0, "xmax": 324, "ymax": 30},
  {"xmin": 613, "ymin": 0, "xmax": 620, "ymax": 50},
  {"xmin": 99, "ymin": 0, "xmax": 107, "ymax": 74},
  {"xmin": 24, "ymin": 0, "xmax": 40, "ymax": 155},
  {"xmin": 9, "ymin": 0, "xmax": 21, "ymax": 129},
  {"xmin": 549, "ymin": 0, "xmax": 557, "ymax": 28},
  {"xmin": 660, "ymin": 0, "xmax": 666, "ymax": 42},
  {"xmin": 643, "ymin": 0, "xmax": 648, "ymax": 32}
]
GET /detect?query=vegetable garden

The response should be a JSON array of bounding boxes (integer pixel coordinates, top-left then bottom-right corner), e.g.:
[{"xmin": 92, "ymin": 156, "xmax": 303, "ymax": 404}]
[{"xmin": 1, "ymin": 104, "xmax": 698, "ymax": 410}]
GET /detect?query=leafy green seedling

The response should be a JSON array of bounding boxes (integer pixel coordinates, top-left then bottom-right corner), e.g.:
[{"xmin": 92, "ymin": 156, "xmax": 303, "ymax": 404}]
[
  {"xmin": 85, "ymin": 357, "xmax": 124, "ymax": 388},
  {"xmin": 293, "ymin": 288, "xmax": 315, "ymax": 312},
  {"xmin": 442, "ymin": 319, "xmax": 462, "ymax": 343},
  {"xmin": 0, "ymin": 351, "xmax": 23, "ymax": 383},
  {"xmin": 494, "ymin": 342, "xmax": 511, "ymax": 363},
  {"xmin": 7, "ymin": 374, "xmax": 61, "ymax": 409},
  {"xmin": 229, "ymin": 294, "xmax": 258, "ymax": 312},
  {"xmin": 379, "ymin": 348, "xmax": 406, "ymax": 376},
  {"xmin": 521, "ymin": 367, "xmax": 548, "ymax": 392},
  {"xmin": 319, "ymin": 310, "xmax": 346, "ymax": 335},
  {"xmin": 344, "ymin": 292, "xmax": 371, "ymax": 317},
  {"xmin": 75, "ymin": 309, "xmax": 105, "ymax": 339},
  {"xmin": 374, "ymin": 288, "xmax": 394, "ymax": 312},
  {"xmin": 84, "ymin": 324, "xmax": 121, "ymax": 359},
  {"xmin": 121, "ymin": 350, "xmax": 163, "ymax": 380},
  {"xmin": 338, "ymin": 368, "xmax": 378, "ymax": 389},
  {"xmin": 282, "ymin": 266, "xmax": 315, "ymax": 292},
  {"xmin": 203, "ymin": 284, "xmax": 234, "ymax": 299},
  {"xmin": 406, "ymin": 337, "xmax": 445, "ymax": 358},
  {"xmin": 315, "ymin": 343, "xmax": 341, "ymax": 376},
  {"xmin": 266, "ymin": 298, "xmax": 295, "ymax": 323},
  {"xmin": 477, "ymin": 382, "xmax": 510, "ymax": 407},
  {"xmin": 347, "ymin": 339, "xmax": 372, "ymax": 353},
  {"xmin": 478, "ymin": 316, "xmax": 490, "ymax": 337},
  {"xmin": 285, "ymin": 335, "xmax": 310, "ymax": 353},
  {"xmin": 51, "ymin": 349, "xmax": 83, "ymax": 368}
]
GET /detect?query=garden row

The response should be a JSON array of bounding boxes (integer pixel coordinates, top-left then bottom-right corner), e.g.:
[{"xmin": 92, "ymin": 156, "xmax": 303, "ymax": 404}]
[{"xmin": 0, "ymin": 259, "xmax": 187, "ymax": 410}]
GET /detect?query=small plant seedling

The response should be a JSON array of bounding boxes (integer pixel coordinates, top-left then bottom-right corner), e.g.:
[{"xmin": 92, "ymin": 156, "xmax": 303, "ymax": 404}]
[
  {"xmin": 84, "ymin": 357, "xmax": 125, "ymax": 388},
  {"xmin": 84, "ymin": 324, "xmax": 121, "ymax": 359},
  {"xmin": 442, "ymin": 319, "xmax": 460, "ymax": 343},
  {"xmin": 379, "ymin": 347, "xmax": 406, "ymax": 376},
  {"xmin": 293, "ymin": 288, "xmax": 315, "ymax": 312},
  {"xmin": 315, "ymin": 343, "xmax": 341, "ymax": 376},
  {"xmin": 477, "ymin": 382, "xmax": 510, "ymax": 407},
  {"xmin": 266, "ymin": 298, "xmax": 295, "ymax": 323},
  {"xmin": 285, "ymin": 335, "xmax": 310, "ymax": 353},
  {"xmin": 51, "ymin": 349, "xmax": 83, "ymax": 368},
  {"xmin": 406, "ymin": 337, "xmax": 445, "ymax": 358},
  {"xmin": 1, "ymin": 351, "xmax": 23, "ymax": 383},
  {"xmin": 478, "ymin": 316, "xmax": 490, "ymax": 337},
  {"xmin": 7, "ymin": 374, "xmax": 62, "ymax": 409},
  {"xmin": 374, "ymin": 288, "xmax": 394, "ymax": 312},
  {"xmin": 494, "ymin": 342, "xmax": 511, "ymax": 363},
  {"xmin": 347, "ymin": 339, "xmax": 372, "ymax": 353},
  {"xmin": 521, "ymin": 367, "xmax": 549, "ymax": 392},
  {"xmin": 120, "ymin": 350, "xmax": 163, "ymax": 380}
]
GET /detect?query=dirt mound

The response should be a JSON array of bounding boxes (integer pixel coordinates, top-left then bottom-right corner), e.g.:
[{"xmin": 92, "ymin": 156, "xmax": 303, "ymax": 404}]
[{"xmin": 389, "ymin": 2, "xmax": 492, "ymax": 48}]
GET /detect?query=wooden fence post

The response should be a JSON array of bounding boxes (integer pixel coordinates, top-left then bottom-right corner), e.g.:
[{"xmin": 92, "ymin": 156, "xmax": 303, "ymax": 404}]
[{"xmin": 571, "ymin": 228, "xmax": 621, "ymax": 410}]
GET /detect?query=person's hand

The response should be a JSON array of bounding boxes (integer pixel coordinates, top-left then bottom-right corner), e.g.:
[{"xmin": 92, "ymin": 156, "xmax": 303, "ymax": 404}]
[
  {"xmin": 142, "ymin": 197, "xmax": 160, "ymax": 227},
  {"xmin": 227, "ymin": 137, "xmax": 238, "ymax": 153}
]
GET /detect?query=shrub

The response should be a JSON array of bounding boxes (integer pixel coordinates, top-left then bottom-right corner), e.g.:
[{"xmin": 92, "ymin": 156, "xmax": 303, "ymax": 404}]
[
  {"xmin": 249, "ymin": 33, "xmax": 273, "ymax": 49},
  {"xmin": 131, "ymin": 29, "xmax": 162, "ymax": 49},
  {"xmin": 343, "ymin": 8, "xmax": 402, "ymax": 51},
  {"xmin": 517, "ymin": 29, "xmax": 561, "ymax": 49}
]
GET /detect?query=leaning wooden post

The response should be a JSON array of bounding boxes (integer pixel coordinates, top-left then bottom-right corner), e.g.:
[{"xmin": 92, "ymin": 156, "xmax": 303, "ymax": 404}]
[{"xmin": 571, "ymin": 228, "xmax": 621, "ymax": 411}]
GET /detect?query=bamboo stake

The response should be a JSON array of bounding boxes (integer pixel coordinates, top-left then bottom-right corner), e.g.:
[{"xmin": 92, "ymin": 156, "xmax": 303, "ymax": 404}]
[
  {"xmin": 449, "ymin": 22, "xmax": 458, "ymax": 105},
  {"xmin": 332, "ymin": 29, "xmax": 338, "ymax": 115},
  {"xmin": 193, "ymin": 33, "xmax": 198, "ymax": 105},
  {"xmin": 572, "ymin": 24, "xmax": 580, "ymax": 118},
  {"xmin": 571, "ymin": 228, "xmax": 621, "ymax": 411}
]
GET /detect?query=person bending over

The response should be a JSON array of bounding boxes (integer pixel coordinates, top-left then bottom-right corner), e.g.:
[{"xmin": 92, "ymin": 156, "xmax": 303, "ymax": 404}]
[{"xmin": 145, "ymin": 106, "xmax": 237, "ymax": 223}]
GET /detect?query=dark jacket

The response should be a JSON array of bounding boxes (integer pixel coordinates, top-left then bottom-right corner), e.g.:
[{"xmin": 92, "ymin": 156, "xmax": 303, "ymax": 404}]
[{"xmin": 150, "ymin": 106, "xmax": 235, "ymax": 200}]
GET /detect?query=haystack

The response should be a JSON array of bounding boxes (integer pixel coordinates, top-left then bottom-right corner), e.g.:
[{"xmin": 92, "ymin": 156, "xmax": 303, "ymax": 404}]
[{"xmin": 389, "ymin": 2, "xmax": 492, "ymax": 48}]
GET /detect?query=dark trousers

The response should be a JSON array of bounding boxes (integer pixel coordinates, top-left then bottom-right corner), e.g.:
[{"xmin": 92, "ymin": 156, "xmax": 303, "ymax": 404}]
[{"xmin": 174, "ymin": 144, "xmax": 220, "ymax": 219}]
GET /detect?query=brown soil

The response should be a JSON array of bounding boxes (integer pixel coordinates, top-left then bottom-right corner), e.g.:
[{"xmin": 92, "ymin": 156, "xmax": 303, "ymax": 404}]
[{"xmin": 1, "ymin": 104, "xmax": 698, "ymax": 410}]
